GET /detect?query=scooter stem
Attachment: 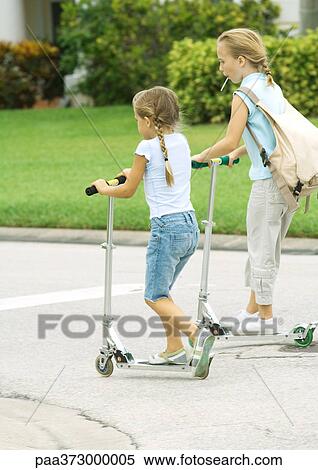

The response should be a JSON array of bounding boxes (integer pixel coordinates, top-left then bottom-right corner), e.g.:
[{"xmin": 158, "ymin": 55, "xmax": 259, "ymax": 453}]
[
  {"xmin": 103, "ymin": 197, "xmax": 115, "ymax": 328},
  {"xmin": 198, "ymin": 165, "xmax": 217, "ymax": 319}
]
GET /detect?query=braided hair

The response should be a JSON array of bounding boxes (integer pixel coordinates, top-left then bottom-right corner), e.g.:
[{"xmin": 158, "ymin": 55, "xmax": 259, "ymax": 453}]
[
  {"xmin": 154, "ymin": 117, "xmax": 174, "ymax": 186},
  {"xmin": 132, "ymin": 86, "xmax": 180, "ymax": 187}
]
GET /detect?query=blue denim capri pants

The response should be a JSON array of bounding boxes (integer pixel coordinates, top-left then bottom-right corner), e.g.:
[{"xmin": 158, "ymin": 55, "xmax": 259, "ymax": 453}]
[{"xmin": 144, "ymin": 211, "xmax": 200, "ymax": 302}]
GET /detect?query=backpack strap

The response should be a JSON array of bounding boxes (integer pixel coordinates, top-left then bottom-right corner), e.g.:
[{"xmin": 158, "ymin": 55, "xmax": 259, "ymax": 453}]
[
  {"xmin": 245, "ymin": 122, "xmax": 261, "ymax": 150},
  {"xmin": 271, "ymin": 167, "xmax": 299, "ymax": 213},
  {"xmin": 236, "ymin": 87, "xmax": 271, "ymax": 167},
  {"xmin": 237, "ymin": 86, "xmax": 299, "ymax": 213},
  {"xmin": 246, "ymin": 122, "xmax": 271, "ymax": 166},
  {"xmin": 236, "ymin": 86, "xmax": 261, "ymax": 103},
  {"xmin": 244, "ymin": 123, "xmax": 270, "ymax": 167}
]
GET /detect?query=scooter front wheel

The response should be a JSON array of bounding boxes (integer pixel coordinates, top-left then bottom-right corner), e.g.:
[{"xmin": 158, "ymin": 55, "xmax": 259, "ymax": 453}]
[
  {"xmin": 293, "ymin": 325, "xmax": 314, "ymax": 348},
  {"xmin": 95, "ymin": 355, "xmax": 114, "ymax": 377}
]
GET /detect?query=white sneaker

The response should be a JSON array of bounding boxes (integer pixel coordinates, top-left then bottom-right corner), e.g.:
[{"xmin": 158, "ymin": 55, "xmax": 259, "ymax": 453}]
[
  {"xmin": 148, "ymin": 348, "xmax": 188, "ymax": 365},
  {"xmin": 235, "ymin": 316, "xmax": 278, "ymax": 335},
  {"xmin": 221, "ymin": 310, "xmax": 259, "ymax": 330}
]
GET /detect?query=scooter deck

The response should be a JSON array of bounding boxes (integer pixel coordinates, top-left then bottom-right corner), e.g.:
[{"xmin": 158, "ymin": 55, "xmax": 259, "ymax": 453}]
[
  {"xmin": 115, "ymin": 360, "xmax": 191, "ymax": 372},
  {"xmin": 214, "ymin": 322, "xmax": 317, "ymax": 344}
]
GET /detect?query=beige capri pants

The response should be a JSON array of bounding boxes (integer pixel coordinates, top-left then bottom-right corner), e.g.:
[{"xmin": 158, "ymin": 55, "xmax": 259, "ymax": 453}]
[{"xmin": 245, "ymin": 177, "xmax": 293, "ymax": 305}]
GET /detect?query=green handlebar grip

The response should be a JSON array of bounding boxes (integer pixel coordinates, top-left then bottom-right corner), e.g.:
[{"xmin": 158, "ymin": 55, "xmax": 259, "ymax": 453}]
[
  {"xmin": 191, "ymin": 156, "xmax": 239, "ymax": 168},
  {"xmin": 218, "ymin": 156, "xmax": 240, "ymax": 166},
  {"xmin": 191, "ymin": 160, "xmax": 210, "ymax": 169}
]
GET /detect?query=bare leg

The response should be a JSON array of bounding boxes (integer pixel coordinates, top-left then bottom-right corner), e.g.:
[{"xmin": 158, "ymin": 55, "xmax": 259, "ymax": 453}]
[
  {"xmin": 246, "ymin": 290, "xmax": 259, "ymax": 314},
  {"xmin": 168, "ymin": 295, "xmax": 199, "ymax": 345},
  {"xmin": 258, "ymin": 304, "xmax": 273, "ymax": 320},
  {"xmin": 246, "ymin": 290, "xmax": 272, "ymax": 319},
  {"xmin": 145, "ymin": 297, "xmax": 198, "ymax": 353}
]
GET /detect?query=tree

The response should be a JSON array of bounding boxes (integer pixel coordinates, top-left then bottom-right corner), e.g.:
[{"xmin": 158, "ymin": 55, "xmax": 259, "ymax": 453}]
[{"xmin": 58, "ymin": 0, "xmax": 281, "ymax": 105}]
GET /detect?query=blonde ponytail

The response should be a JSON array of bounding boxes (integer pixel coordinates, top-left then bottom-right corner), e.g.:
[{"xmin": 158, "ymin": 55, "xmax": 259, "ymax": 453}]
[
  {"xmin": 261, "ymin": 60, "xmax": 274, "ymax": 86},
  {"xmin": 154, "ymin": 118, "xmax": 174, "ymax": 187}
]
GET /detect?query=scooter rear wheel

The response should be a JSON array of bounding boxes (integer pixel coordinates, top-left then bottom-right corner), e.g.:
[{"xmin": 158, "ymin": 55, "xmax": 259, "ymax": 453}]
[
  {"xmin": 293, "ymin": 326, "xmax": 314, "ymax": 348},
  {"xmin": 95, "ymin": 355, "xmax": 114, "ymax": 377},
  {"xmin": 196, "ymin": 356, "xmax": 213, "ymax": 380}
]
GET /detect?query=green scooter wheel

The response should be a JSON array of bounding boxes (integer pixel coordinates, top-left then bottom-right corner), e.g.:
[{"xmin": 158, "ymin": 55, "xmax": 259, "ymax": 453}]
[
  {"xmin": 197, "ymin": 356, "xmax": 213, "ymax": 380},
  {"xmin": 293, "ymin": 326, "xmax": 314, "ymax": 348}
]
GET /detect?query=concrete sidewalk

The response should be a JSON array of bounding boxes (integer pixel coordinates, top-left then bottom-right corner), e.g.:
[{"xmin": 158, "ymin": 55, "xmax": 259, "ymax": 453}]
[{"xmin": 0, "ymin": 226, "xmax": 317, "ymax": 254}]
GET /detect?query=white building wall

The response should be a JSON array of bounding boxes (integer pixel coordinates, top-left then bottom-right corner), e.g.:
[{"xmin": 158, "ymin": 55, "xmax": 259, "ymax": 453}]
[
  {"xmin": 279, "ymin": 0, "xmax": 300, "ymax": 26},
  {"xmin": 0, "ymin": 0, "xmax": 56, "ymax": 43},
  {"xmin": 0, "ymin": 0, "xmax": 26, "ymax": 42},
  {"xmin": 233, "ymin": 0, "xmax": 300, "ymax": 28}
]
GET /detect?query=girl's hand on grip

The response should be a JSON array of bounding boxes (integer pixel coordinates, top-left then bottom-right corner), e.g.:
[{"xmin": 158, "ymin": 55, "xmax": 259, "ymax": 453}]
[
  {"xmin": 191, "ymin": 154, "xmax": 204, "ymax": 163},
  {"xmin": 191, "ymin": 154, "xmax": 207, "ymax": 170},
  {"xmin": 228, "ymin": 151, "xmax": 239, "ymax": 168},
  {"xmin": 91, "ymin": 178, "xmax": 108, "ymax": 195}
]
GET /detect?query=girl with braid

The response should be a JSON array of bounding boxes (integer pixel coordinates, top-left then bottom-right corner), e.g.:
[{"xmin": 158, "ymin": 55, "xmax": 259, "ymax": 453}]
[
  {"xmin": 92, "ymin": 86, "xmax": 207, "ymax": 367},
  {"xmin": 193, "ymin": 28, "xmax": 293, "ymax": 335}
]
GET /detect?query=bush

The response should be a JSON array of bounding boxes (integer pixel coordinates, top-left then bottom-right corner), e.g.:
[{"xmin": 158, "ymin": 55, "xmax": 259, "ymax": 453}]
[
  {"xmin": 58, "ymin": 0, "xmax": 280, "ymax": 105},
  {"xmin": 0, "ymin": 42, "xmax": 36, "ymax": 109},
  {"xmin": 265, "ymin": 31, "xmax": 318, "ymax": 118},
  {"xmin": 167, "ymin": 30, "xmax": 318, "ymax": 124},
  {"xmin": 0, "ymin": 40, "xmax": 63, "ymax": 109}
]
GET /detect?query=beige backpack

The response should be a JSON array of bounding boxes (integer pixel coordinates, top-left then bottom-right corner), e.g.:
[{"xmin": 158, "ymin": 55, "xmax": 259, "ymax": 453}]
[{"xmin": 237, "ymin": 86, "xmax": 318, "ymax": 213}]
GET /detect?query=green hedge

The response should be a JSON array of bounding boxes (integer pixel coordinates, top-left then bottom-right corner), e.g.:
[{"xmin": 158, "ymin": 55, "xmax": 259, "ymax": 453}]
[
  {"xmin": 168, "ymin": 30, "xmax": 318, "ymax": 124},
  {"xmin": 0, "ymin": 40, "xmax": 63, "ymax": 109},
  {"xmin": 58, "ymin": 0, "xmax": 280, "ymax": 105}
]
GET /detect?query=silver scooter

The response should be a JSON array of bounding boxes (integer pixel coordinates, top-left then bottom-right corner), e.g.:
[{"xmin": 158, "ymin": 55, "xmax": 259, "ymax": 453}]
[{"xmin": 86, "ymin": 158, "xmax": 317, "ymax": 380}]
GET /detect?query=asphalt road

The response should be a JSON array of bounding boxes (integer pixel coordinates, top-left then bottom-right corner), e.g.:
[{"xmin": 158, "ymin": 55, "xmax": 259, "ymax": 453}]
[{"xmin": 0, "ymin": 241, "xmax": 317, "ymax": 450}]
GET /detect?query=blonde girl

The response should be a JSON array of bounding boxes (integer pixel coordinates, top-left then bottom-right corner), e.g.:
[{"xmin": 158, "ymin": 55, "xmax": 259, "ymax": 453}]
[
  {"xmin": 92, "ymin": 86, "xmax": 208, "ymax": 365},
  {"xmin": 193, "ymin": 28, "xmax": 293, "ymax": 334}
]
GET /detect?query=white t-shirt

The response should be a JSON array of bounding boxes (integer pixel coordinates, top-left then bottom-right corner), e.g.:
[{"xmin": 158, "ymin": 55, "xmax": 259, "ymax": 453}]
[{"xmin": 135, "ymin": 133, "xmax": 194, "ymax": 219}]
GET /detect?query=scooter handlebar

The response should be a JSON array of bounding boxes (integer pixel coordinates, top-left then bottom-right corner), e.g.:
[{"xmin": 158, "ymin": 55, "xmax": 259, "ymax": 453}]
[
  {"xmin": 85, "ymin": 174, "xmax": 127, "ymax": 196},
  {"xmin": 192, "ymin": 155, "xmax": 240, "ymax": 169},
  {"xmin": 85, "ymin": 157, "xmax": 238, "ymax": 195}
]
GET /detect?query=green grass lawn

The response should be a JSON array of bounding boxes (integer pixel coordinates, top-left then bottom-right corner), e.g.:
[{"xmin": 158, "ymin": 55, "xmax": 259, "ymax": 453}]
[{"xmin": 1, "ymin": 106, "xmax": 317, "ymax": 237}]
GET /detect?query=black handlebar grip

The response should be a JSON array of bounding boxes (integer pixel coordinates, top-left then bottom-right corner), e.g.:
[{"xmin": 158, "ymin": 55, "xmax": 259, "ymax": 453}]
[
  {"xmin": 105, "ymin": 174, "xmax": 127, "ymax": 186},
  {"xmin": 85, "ymin": 174, "xmax": 127, "ymax": 196},
  {"xmin": 85, "ymin": 185, "xmax": 98, "ymax": 196}
]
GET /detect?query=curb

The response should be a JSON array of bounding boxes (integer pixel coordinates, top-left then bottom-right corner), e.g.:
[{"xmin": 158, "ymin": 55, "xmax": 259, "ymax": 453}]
[{"xmin": 0, "ymin": 227, "xmax": 317, "ymax": 254}]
